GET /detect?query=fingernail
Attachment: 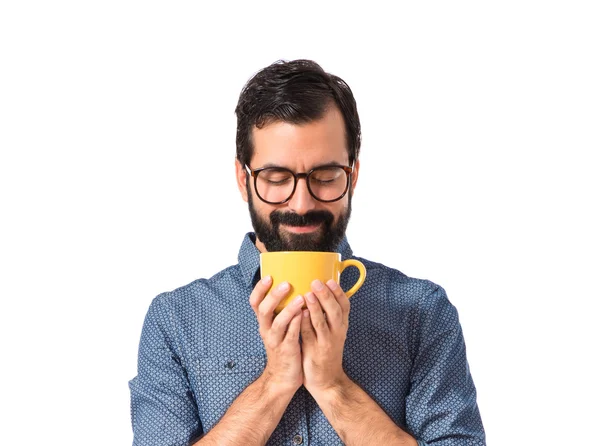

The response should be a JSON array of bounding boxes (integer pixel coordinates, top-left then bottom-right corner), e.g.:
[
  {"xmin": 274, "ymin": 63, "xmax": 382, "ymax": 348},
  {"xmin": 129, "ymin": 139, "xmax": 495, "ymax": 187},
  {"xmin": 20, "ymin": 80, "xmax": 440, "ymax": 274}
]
[
  {"xmin": 262, "ymin": 275, "xmax": 272, "ymax": 285},
  {"xmin": 294, "ymin": 295, "xmax": 304, "ymax": 306},
  {"xmin": 303, "ymin": 310, "xmax": 310, "ymax": 318},
  {"xmin": 277, "ymin": 282, "xmax": 289, "ymax": 292},
  {"xmin": 306, "ymin": 292, "xmax": 317, "ymax": 303},
  {"xmin": 312, "ymin": 280, "xmax": 324, "ymax": 291},
  {"xmin": 327, "ymin": 280, "xmax": 338, "ymax": 290}
]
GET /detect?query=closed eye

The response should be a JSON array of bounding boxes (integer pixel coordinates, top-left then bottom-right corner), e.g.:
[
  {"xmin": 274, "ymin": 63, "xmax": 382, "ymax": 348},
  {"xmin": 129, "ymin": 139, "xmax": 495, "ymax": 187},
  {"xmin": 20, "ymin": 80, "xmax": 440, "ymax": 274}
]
[{"xmin": 266, "ymin": 177, "xmax": 293, "ymax": 185}]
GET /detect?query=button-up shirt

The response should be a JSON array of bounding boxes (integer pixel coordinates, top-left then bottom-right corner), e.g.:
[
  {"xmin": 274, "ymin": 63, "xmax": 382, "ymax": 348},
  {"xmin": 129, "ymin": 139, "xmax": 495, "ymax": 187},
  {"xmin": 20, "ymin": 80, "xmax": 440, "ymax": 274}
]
[{"xmin": 129, "ymin": 233, "xmax": 485, "ymax": 445}]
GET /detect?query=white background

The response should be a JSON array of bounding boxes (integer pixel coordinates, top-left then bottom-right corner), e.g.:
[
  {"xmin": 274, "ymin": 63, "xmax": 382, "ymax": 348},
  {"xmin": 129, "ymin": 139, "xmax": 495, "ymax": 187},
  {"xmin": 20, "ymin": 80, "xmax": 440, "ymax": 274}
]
[{"xmin": 1, "ymin": 1, "xmax": 598, "ymax": 445}]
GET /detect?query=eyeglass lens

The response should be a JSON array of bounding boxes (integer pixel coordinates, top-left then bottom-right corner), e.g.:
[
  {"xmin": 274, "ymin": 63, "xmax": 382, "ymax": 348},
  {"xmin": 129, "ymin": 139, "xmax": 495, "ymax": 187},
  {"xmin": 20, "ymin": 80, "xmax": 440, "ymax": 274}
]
[{"xmin": 255, "ymin": 166, "xmax": 348, "ymax": 203}]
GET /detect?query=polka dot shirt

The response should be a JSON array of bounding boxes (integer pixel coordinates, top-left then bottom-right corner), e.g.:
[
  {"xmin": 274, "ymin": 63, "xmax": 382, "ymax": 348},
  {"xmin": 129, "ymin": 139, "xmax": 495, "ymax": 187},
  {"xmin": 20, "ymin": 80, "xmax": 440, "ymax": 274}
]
[{"xmin": 129, "ymin": 233, "xmax": 485, "ymax": 445}]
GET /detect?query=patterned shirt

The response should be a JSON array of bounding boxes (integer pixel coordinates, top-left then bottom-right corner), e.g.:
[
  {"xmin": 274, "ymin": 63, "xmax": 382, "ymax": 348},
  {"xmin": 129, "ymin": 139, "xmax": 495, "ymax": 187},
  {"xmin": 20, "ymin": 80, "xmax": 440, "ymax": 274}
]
[{"xmin": 129, "ymin": 233, "xmax": 485, "ymax": 445}]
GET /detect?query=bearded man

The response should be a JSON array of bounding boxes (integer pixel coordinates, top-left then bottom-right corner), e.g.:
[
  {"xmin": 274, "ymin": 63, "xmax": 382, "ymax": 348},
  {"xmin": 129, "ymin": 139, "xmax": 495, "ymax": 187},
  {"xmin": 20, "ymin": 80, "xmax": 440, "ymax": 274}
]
[{"xmin": 129, "ymin": 59, "xmax": 486, "ymax": 446}]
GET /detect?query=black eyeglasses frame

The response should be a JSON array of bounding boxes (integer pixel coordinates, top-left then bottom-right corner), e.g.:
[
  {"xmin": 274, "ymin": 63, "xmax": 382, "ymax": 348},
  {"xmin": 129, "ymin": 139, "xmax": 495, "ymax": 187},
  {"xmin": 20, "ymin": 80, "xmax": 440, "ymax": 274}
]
[{"xmin": 244, "ymin": 162, "xmax": 354, "ymax": 205}]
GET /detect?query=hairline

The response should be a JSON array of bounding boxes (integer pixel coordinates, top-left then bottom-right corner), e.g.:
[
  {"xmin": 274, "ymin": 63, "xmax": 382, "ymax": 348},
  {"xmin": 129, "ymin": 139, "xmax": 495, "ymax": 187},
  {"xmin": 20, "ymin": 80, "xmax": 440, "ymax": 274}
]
[{"xmin": 245, "ymin": 102, "xmax": 352, "ymax": 166}]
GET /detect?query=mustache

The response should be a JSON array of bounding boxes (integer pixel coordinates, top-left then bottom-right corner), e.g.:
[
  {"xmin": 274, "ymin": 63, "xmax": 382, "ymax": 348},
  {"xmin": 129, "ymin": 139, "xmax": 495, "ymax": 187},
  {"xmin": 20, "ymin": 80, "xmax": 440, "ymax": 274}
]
[{"xmin": 270, "ymin": 210, "xmax": 334, "ymax": 228}]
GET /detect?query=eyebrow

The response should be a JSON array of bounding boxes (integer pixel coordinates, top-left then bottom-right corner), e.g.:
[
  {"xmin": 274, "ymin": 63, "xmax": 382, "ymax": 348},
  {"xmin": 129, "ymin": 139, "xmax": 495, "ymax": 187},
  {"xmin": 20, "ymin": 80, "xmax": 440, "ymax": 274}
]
[{"xmin": 258, "ymin": 161, "xmax": 348, "ymax": 170}]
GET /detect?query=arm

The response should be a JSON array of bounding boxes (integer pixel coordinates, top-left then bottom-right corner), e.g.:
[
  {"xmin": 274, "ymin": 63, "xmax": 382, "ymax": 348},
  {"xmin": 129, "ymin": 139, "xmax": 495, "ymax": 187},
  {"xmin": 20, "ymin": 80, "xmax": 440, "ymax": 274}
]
[
  {"xmin": 193, "ymin": 372, "xmax": 293, "ymax": 445},
  {"xmin": 310, "ymin": 374, "xmax": 417, "ymax": 445},
  {"xmin": 404, "ymin": 284, "xmax": 485, "ymax": 445},
  {"xmin": 130, "ymin": 277, "xmax": 306, "ymax": 446},
  {"xmin": 300, "ymin": 279, "xmax": 486, "ymax": 445},
  {"xmin": 129, "ymin": 296, "xmax": 202, "ymax": 445},
  {"xmin": 300, "ymin": 279, "xmax": 417, "ymax": 445}
]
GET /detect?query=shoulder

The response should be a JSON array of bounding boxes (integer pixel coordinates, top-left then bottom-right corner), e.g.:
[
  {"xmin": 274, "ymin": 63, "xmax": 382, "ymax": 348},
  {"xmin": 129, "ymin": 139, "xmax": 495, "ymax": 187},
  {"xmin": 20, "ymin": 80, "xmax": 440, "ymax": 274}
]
[
  {"xmin": 149, "ymin": 264, "xmax": 242, "ymax": 318},
  {"xmin": 354, "ymin": 255, "xmax": 446, "ymax": 307},
  {"xmin": 355, "ymin": 256, "xmax": 462, "ymax": 341}
]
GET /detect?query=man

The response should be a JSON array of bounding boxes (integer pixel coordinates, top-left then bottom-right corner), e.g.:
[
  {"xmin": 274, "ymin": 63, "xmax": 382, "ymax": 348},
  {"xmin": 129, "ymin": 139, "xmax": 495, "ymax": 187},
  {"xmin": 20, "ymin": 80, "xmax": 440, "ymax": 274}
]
[{"xmin": 129, "ymin": 59, "xmax": 486, "ymax": 445}]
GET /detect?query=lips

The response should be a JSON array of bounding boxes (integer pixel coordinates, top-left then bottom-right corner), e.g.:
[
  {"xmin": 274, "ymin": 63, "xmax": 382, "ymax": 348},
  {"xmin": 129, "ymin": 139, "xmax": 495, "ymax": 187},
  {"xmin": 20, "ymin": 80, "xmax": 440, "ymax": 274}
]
[{"xmin": 281, "ymin": 223, "xmax": 322, "ymax": 233}]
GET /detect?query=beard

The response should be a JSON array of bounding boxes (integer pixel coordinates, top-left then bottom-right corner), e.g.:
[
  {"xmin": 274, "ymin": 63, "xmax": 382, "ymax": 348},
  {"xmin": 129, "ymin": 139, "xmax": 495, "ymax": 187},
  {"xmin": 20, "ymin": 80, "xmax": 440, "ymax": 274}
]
[{"xmin": 247, "ymin": 189, "xmax": 352, "ymax": 252}]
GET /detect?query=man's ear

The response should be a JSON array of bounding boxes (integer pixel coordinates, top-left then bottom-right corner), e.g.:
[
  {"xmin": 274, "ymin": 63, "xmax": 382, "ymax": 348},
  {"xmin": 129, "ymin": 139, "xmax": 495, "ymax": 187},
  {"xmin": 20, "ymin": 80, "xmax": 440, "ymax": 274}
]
[
  {"xmin": 235, "ymin": 159, "xmax": 249, "ymax": 202},
  {"xmin": 350, "ymin": 159, "xmax": 360, "ymax": 193}
]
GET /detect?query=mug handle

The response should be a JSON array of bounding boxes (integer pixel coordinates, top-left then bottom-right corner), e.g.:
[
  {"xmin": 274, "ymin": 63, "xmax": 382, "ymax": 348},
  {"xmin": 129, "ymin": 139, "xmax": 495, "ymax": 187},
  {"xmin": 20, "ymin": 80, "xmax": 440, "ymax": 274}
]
[{"xmin": 339, "ymin": 259, "xmax": 367, "ymax": 298}]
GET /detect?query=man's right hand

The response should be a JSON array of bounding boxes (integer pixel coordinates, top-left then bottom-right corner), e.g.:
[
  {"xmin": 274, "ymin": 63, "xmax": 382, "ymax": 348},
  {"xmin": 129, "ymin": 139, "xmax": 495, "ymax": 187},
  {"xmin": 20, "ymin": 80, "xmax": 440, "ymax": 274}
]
[
  {"xmin": 250, "ymin": 275, "xmax": 305, "ymax": 395},
  {"xmin": 192, "ymin": 277, "xmax": 305, "ymax": 444}
]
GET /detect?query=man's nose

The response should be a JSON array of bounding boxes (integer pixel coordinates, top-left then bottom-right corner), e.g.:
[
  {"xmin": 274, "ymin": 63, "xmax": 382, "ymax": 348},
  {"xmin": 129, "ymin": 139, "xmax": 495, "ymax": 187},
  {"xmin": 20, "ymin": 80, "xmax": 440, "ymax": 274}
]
[{"xmin": 286, "ymin": 178, "xmax": 317, "ymax": 214}]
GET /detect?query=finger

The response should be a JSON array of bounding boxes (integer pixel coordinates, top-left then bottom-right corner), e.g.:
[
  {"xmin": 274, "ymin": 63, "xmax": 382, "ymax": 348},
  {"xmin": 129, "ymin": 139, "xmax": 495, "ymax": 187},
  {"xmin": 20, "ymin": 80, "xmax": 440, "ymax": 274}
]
[
  {"xmin": 249, "ymin": 275, "xmax": 273, "ymax": 314},
  {"xmin": 300, "ymin": 309, "xmax": 315, "ymax": 343},
  {"xmin": 257, "ymin": 281, "xmax": 290, "ymax": 330},
  {"xmin": 326, "ymin": 279, "xmax": 350, "ymax": 323},
  {"xmin": 270, "ymin": 295, "xmax": 304, "ymax": 344},
  {"xmin": 284, "ymin": 311, "xmax": 303, "ymax": 345},
  {"xmin": 311, "ymin": 279, "xmax": 342, "ymax": 325},
  {"xmin": 305, "ymin": 291, "xmax": 329, "ymax": 337}
]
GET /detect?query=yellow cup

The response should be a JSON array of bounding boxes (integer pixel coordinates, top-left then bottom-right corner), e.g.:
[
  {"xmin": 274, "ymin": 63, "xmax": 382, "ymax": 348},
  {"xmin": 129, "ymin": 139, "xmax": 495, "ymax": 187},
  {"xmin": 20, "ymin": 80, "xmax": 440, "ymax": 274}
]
[{"xmin": 260, "ymin": 251, "xmax": 367, "ymax": 314}]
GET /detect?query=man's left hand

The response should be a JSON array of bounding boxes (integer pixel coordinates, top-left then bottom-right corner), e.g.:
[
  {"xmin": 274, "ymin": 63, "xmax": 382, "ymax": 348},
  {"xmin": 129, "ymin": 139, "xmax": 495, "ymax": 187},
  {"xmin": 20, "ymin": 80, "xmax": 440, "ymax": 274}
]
[{"xmin": 300, "ymin": 279, "xmax": 350, "ymax": 394}]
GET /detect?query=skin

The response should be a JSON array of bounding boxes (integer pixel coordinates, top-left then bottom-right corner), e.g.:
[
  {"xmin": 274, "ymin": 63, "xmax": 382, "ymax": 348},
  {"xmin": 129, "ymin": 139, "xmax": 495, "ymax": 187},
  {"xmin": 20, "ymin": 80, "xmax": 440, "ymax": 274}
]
[
  {"xmin": 237, "ymin": 105, "xmax": 357, "ymax": 252},
  {"xmin": 195, "ymin": 106, "xmax": 417, "ymax": 445}
]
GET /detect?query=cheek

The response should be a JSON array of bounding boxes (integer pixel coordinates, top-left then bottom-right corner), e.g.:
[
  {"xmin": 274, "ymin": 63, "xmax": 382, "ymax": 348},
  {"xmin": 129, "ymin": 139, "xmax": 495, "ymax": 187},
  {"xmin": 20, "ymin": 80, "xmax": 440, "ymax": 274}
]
[
  {"xmin": 253, "ymin": 200, "xmax": 279, "ymax": 220},
  {"xmin": 328, "ymin": 202, "xmax": 347, "ymax": 219}
]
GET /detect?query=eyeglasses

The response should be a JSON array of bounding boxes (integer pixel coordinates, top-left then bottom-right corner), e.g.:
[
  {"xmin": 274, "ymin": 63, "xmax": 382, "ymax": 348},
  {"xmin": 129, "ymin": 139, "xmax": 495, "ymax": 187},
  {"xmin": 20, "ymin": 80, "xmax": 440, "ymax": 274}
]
[{"xmin": 245, "ymin": 163, "xmax": 354, "ymax": 204}]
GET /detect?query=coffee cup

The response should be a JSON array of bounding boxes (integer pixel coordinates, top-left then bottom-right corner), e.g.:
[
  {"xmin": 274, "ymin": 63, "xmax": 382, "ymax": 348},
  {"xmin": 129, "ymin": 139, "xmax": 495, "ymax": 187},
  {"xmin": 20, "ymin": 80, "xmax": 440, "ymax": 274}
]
[{"xmin": 260, "ymin": 251, "xmax": 367, "ymax": 314}]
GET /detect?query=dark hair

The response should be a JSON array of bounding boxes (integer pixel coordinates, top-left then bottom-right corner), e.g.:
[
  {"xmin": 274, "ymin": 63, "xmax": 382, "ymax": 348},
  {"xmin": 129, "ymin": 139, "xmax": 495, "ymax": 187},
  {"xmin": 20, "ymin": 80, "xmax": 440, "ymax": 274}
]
[{"xmin": 235, "ymin": 59, "xmax": 361, "ymax": 166}]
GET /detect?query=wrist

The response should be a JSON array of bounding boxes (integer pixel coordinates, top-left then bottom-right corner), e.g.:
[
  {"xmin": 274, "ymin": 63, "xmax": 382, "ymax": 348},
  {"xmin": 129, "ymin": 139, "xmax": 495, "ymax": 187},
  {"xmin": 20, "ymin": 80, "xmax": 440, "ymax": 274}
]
[
  {"xmin": 258, "ymin": 369, "xmax": 301, "ymax": 401},
  {"xmin": 306, "ymin": 372, "xmax": 353, "ymax": 405}
]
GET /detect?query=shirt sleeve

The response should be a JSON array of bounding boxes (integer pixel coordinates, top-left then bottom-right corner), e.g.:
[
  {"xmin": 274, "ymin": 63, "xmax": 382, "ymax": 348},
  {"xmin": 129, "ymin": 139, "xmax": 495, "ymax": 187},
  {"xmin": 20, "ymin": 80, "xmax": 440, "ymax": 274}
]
[
  {"xmin": 406, "ymin": 283, "xmax": 486, "ymax": 445},
  {"xmin": 129, "ymin": 295, "xmax": 202, "ymax": 445}
]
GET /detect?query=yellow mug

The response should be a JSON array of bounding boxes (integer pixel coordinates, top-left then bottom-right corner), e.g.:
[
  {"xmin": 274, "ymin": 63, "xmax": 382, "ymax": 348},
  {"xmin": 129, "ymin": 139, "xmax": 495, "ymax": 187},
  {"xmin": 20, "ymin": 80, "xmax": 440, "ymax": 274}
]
[{"xmin": 260, "ymin": 251, "xmax": 367, "ymax": 314}]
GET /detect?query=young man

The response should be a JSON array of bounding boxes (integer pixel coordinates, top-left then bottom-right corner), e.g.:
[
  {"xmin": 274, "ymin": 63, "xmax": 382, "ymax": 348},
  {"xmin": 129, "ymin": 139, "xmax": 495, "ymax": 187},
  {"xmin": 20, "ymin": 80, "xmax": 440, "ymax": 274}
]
[{"xmin": 129, "ymin": 59, "xmax": 486, "ymax": 445}]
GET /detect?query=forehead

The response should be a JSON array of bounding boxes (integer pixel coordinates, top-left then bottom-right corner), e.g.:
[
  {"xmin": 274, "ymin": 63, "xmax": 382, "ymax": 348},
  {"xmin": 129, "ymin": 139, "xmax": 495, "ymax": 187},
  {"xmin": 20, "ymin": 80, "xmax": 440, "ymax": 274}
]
[{"xmin": 250, "ymin": 106, "xmax": 349, "ymax": 169}]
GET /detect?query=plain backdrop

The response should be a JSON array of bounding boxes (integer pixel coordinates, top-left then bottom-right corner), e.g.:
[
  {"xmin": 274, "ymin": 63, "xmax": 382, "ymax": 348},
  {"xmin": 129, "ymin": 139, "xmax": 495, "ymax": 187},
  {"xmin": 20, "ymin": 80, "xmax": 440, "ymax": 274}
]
[{"xmin": 1, "ymin": 1, "xmax": 598, "ymax": 445}]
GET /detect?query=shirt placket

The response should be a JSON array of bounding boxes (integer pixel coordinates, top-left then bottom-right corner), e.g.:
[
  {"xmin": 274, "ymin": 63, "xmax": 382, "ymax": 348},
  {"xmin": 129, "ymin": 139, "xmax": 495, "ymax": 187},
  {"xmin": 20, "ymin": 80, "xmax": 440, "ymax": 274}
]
[
  {"xmin": 271, "ymin": 386, "xmax": 309, "ymax": 445},
  {"xmin": 290, "ymin": 387, "xmax": 309, "ymax": 445}
]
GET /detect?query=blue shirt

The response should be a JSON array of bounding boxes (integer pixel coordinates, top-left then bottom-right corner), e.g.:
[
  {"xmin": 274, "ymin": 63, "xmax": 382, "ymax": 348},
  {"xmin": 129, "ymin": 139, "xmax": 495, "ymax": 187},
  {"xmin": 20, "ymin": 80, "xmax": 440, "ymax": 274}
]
[{"xmin": 129, "ymin": 233, "xmax": 485, "ymax": 445}]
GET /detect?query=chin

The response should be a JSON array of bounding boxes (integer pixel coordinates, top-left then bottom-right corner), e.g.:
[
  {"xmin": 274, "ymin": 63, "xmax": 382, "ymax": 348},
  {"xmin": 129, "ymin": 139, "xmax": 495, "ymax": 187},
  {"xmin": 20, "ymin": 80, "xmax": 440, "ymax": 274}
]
[{"xmin": 280, "ymin": 230, "xmax": 329, "ymax": 252}]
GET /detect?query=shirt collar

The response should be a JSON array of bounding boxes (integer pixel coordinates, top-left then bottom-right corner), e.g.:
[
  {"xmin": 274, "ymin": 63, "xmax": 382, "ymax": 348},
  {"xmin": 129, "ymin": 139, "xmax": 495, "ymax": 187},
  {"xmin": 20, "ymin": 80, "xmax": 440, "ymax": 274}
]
[{"xmin": 237, "ymin": 232, "xmax": 355, "ymax": 287}]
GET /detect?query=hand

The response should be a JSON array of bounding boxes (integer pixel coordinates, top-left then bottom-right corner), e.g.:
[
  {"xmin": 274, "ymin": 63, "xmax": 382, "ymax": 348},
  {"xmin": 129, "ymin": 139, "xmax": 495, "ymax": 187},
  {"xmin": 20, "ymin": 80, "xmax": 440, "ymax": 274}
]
[
  {"xmin": 300, "ymin": 279, "xmax": 350, "ymax": 394},
  {"xmin": 249, "ymin": 276, "xmax": 305, "ymax": 394}
]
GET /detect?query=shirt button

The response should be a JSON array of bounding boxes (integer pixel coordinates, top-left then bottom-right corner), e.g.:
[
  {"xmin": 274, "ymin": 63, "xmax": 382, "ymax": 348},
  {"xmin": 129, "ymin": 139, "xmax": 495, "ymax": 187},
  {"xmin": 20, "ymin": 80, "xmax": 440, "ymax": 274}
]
[{"xmin": 292, "ymin": 434, "xmax": 303, "ymax": 444}]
